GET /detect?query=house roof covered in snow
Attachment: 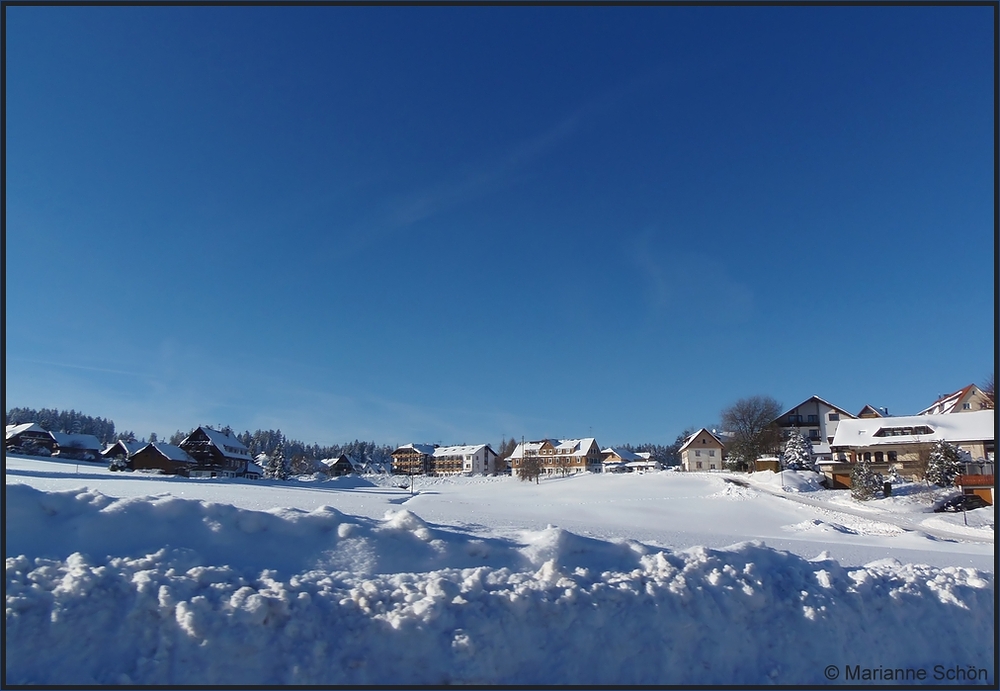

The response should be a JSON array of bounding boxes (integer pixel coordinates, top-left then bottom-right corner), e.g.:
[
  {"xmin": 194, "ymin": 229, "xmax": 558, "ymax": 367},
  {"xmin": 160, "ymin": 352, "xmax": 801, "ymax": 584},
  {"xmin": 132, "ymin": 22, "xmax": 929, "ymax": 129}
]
[
  {"xmin": 432, "ymin": 444, "xmax": 493, "ymax": 457},
  {"xmin": 49, "ymin": 432, "xmax": 103, "ymax": 451},
  {"xmin": 6, "ymin": 423, "xmax": 49, "ymax": 440},
  {"xmin": 147, "ymin": 443, "xmax": 197, "ymax": 463},
  {"xmin": 554, "ymin": 438, "xmax": 599, "ymax": 456},
  {"xmin": 198, "ymin": 427, "xmax": 251, "ymax": 459},
  {"xmin": 509, "ymin": 440, "xmax": 558, "ymax": 459},
  {"xmin": 392, "ymin": 443, "xmax": 438, "ymax": 456},
  {"xmin": 830, "ymin": 410, "xmax": 995, "ymax": 449},
  {"xmin": 678, "ymin": 429, "xmax": 725, "ymax": 453},
  {"xmin": 916, "ymin": 384, "xmax": 989, "ymax": 416},
  {"xmin": 322, "ymin": 454, "xmax": 361, "ymax": 470},
  {"xmin": 102, "ymin": 440, "xmax": 145, "ymax": 456},
  {"xmin": 602, "ymin": 447, "xmax": 643, "ymax": 462},
  {"xmin": 776, "ymin": 396, "xmax": 856, "ymax": 421}
]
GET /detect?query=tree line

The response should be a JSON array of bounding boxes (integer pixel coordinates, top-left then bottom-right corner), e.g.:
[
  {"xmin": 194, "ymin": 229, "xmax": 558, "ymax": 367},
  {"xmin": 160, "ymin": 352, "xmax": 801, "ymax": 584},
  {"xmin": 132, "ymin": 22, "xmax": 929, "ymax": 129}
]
[{"xmin": 5, "ymin": 407, "xmax": 119, "ymax": 445}]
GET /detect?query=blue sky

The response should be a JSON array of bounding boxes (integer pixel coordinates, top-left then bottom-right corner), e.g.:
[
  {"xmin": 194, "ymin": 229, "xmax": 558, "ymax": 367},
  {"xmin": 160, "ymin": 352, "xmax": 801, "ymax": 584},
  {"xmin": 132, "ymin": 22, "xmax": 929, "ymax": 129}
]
[{"xmin": 5, "ymin": 5, "xmax": 994, "ymax": 448}]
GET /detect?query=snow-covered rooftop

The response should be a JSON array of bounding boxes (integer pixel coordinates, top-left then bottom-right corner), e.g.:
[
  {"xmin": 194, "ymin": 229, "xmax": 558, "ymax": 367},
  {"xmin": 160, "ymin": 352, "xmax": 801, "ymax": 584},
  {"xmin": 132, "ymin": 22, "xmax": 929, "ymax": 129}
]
[
  {"xmin": 776, "ymin": 395, "xmax": 856, "ymax": 420},
  {"xmin": 5, "ymin": 423, "xmax": 48, "ymax": 439},
  {"xmin": 49, "ymin": 432, "xmax": 103, "ymax": 450},
  {"xmin": 147, "ymin": 443, "xmax": 197, "ymax": 463},
  {"xmin": 102, "ymin": 440, "xmax": 145, "ymax": 456},
  {"xmin": 432, "ymin": 444, "xmax": 491, "ymax": 457},
  {"xmin": 393, "ymin": 443, "xmax": 438, "ymax": 456},
  {"xmin": 555, "ymin": 438, "xmax": 598, "ymax": 456},
  {"xmin": 916, "ymin": 384, "xmax": 986, "ymax": 416},
  {"xmin": 831, "ymin": 410, "xmax": 995, "ymax": 448},
  {"xmin": 601, "ymin": 447, "xmax": 642, "ymax": 462},
  {"xmin": 678, "ymin": 429, "xmax": 725, "ymax": 453},
  {"xmin": 197, "ymin": 427, "xmax": 251, "ymax": 459}
]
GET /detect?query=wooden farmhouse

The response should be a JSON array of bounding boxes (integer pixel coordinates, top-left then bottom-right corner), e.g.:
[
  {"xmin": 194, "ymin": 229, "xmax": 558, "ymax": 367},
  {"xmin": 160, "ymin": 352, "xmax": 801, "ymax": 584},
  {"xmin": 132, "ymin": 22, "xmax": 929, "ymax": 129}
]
[
  {"xmin": 178, "ymin": 426, "xmax": 255, "ymax": 478},
  {"xmin": 129, "ymin": 442, "xmax": 197, "ymax": 476},
  {"xmin": 101, "ymin": 439, "xmax": 145, "ymax": 461},
  {"xmin": 49, "ymin": 432, "xmax": 104, "ymax": 461},
  {"xmin": 322, "ymin": 454, "xmax": 359, "ymax": 476},
  {"xmin": 5, "ymin": 423, "xmax": 57, "ymax": 455}
]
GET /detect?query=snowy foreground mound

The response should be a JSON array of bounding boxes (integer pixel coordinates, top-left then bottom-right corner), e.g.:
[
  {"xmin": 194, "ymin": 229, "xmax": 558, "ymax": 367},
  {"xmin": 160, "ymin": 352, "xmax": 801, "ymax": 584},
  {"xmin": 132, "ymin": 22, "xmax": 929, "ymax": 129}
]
[{"xmin": 6, "ymin": 484, "xmax": 994, "ymax": 686}]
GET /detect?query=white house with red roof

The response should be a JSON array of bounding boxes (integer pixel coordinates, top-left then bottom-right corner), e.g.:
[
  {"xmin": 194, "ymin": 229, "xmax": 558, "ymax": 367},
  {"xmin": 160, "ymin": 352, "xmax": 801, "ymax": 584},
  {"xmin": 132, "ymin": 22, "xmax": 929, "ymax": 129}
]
[{"xmin": 917, "ymin": 384, "xmax": 992, "ymax": 415}]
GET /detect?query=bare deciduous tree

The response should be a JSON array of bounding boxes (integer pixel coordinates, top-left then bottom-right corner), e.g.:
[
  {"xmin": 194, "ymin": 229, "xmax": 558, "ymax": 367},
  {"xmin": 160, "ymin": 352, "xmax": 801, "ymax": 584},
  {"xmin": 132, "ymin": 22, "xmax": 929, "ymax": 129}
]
[
  {"xmin": 982, "ymin": 372, "xmax": 994, "ymax": 409},
  {"xmin": 517, "ymin": 454, "xmax": 542, "ymax": 483},
  {"xmin": 720, "ymin": 395, "xmax": 783, "ymax": 471}
]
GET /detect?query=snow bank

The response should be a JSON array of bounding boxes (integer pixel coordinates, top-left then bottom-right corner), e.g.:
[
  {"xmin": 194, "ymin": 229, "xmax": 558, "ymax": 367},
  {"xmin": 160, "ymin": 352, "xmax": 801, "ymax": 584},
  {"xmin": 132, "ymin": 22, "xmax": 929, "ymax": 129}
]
[
  {"xmin": 749, "ymin": 469, "xmax": 825, "ymax": 492},
  {"xmin": 5, "ymin": 485, "xmax": 995, "ymax": 685}
]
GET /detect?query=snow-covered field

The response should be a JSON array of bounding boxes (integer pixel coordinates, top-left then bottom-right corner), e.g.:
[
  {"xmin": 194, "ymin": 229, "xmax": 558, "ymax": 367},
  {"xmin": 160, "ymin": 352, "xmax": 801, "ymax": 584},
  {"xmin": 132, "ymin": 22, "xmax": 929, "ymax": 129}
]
[{"xmin": 5, "ymin": 454, "xmax": 995, "ymax": 685}]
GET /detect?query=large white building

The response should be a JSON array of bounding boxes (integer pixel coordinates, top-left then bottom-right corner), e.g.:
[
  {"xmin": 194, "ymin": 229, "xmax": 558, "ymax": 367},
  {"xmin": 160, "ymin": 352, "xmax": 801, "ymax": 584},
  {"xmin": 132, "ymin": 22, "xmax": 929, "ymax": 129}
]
[{"xmin": 390, "ymin": 443, "xmax": 498, "ymax": 476}]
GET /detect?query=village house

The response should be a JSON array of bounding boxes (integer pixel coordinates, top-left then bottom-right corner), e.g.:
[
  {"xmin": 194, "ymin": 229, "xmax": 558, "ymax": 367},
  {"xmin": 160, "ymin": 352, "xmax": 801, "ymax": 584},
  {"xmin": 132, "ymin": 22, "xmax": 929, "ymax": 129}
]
[
  {"xmin": 178, "ymin": 426, "xmax": 256, "ymax": 478},
  {"xmin": 129, "ymin": 442, "xmax": 197, "ymax": 476},
  {"xmin": 5, "ymin": 423, "xmax": 57, "ymax": 456},
  {"xmin": 509, "ymin": 438, "xmax": 603, "ymax": 476},
  {"xmin": 601, "ymin": 447, "xmax": 659, "ymax": 473},
  {"xmin": 49, "ymin": 432, "xmax": 104, "ymax": 461},
  {"xmin": 917, "ymin": 384, "xmax": 993, "ymax": 415},
  {"xmin": 390, "ymin": 443, "xmax": 498, "ymax": 476},
  {"xmin": 322, "ymin": 454, "xmax": 359, "ymax": 476},
  {"xmin": 826, "ymin": 410, "xmax": 995, "ymax": 499},
  {"xmin": 773, "ymin": 396, "xmax": 856, "ymax": 464},
  {"xmin": 857, "ymin": 405, "xmax": 887, "ymax": 419},
  {"xmin": 101, "ymin": 439, "xmax": 145, "ymax": 461},
  {"xmin": 678, "ymin": 429, "xmax": 725, "ymax": 471}
]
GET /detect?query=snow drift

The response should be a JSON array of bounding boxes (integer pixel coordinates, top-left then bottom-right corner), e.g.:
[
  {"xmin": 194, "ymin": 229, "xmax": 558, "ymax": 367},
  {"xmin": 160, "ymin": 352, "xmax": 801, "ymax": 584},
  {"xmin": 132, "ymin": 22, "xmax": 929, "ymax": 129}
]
[{"xmin": 6, "ymin": 483, "xmax": 994, "ymax": 685}]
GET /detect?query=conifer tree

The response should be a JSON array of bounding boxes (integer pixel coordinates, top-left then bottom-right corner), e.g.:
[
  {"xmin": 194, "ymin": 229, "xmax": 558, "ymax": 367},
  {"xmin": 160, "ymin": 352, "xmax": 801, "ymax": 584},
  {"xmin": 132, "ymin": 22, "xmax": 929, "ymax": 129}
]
[
  {"xmin": 850, "ymin": 456, "xmax": 882, "ymax": 501},
  {"xmin": 782, "ymin": 430, "xmax": 814, "ymax": 471},
  {"xmin": 926, "ymin": 439, "xmax": 963, "ymax": 488},
  {"xmin": 267, "ymin": 439, "xmax": 289, "ymax": 480}
]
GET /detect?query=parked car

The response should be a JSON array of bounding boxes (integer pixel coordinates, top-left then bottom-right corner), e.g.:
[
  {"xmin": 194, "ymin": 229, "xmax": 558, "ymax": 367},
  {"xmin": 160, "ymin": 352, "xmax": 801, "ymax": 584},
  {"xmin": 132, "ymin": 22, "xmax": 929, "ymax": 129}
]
[{"xmin": 934, "ymin": 494, "xmax": 989, "ymax": 513}]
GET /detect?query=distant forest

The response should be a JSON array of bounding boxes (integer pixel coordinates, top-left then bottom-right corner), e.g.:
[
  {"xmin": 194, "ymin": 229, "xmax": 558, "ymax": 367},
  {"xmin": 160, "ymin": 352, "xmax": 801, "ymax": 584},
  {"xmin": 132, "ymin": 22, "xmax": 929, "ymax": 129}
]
[
  {"xmin": 5, "ymin": 407, "xmax": 119, "ymax": 445},
  {"xmin": 6, "ymin": 407, "xmax": 685, "ymax": 470},
  {"xmin": 5, "ymin": 407, "xmax": 394, "ymax": 470}
]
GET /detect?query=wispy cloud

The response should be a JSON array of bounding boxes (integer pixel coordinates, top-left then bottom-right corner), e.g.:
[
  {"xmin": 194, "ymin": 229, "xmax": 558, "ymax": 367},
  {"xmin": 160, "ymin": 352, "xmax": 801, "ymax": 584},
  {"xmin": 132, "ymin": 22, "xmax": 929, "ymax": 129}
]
[
  {"xmin": 7, "ymin": 357, "xmax": 151, "ymax": 379},
  {"xmin": 319, "ymin": 71, "xmax": 666, "ymax": 261},
  {"xmin": 628, "ymin": 229, "xmax": 755, "ymax": 325}
]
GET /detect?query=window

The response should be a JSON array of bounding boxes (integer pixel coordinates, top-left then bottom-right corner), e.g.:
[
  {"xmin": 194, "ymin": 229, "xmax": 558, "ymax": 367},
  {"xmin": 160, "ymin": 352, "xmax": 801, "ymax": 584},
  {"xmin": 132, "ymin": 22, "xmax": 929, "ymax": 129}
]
[
  {"xmin": 710, "ymin": 463, "xmax": 716, "ymax": 470},
  {"xmin": 829, "ymin": 413, "xmax": 840, "ymax": 421},
  {"xmin": 874, "ymin": 452, "xmax": 883, "ymax": 463},
  {"xmin": 695, "ymin": 450, "xmax": 701, "ymax": 457},
  {"xmin": 696, "ymin": 461, "xmax": 703, "ymax": 469},
  {"xmin": 709, "ymin": 450, "xmax": 715, "ymax": 457},
  {"xmin": 807, "ymin": 414, "xmax": 818, "ymax": 423},
  {"xmin": 888, "ymin": 451, "xmax": 897, "ymax": 463},
  {"xmin": 962, "ymin": 403, "xmax": 972, "ymax": 410},
  {"xmin": 863, "ymin": 452, "xmax": 872, "ymax": 462}
]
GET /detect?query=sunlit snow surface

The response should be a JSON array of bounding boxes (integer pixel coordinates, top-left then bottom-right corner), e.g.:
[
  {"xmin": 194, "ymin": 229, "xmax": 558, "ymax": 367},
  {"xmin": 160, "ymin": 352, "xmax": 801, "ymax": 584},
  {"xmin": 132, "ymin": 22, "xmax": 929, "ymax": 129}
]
[{"xmin": 5, "ymin": 455, "xmax": 994, "ymax": 685}]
